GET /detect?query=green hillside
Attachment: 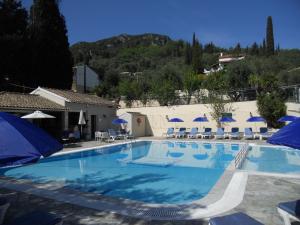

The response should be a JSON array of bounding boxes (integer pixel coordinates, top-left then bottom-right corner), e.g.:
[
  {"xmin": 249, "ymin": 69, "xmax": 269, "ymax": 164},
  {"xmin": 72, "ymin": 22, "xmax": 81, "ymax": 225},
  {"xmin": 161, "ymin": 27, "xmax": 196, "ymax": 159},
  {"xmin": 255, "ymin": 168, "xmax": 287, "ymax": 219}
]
[{"xmin": 70, "ymin": 33, "xmax": 300, "ymax": 106}]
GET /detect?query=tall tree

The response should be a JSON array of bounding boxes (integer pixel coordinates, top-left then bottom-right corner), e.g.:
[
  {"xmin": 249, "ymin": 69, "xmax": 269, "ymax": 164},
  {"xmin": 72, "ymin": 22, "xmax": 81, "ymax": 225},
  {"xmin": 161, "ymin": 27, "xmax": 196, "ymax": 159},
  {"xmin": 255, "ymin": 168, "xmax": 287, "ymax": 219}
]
[
  {"xmin": 184, "ymin": 42, "xmax": 192, "ymax": 65},
  {"xmin": 192, "ymin": 39, "xmax": 203, "ymax": 73},
  {"xmin": 0, "ymin": 0, "xmax": 28, "ymax": 91},
  {"xmin": 250, "ymin": 42, "xmax": 259, "ymax": 55},
  {"xmin": 29, "ymin": 0, "xmax": 73, "ymax": 89},
  {"xmin": 266, "ymin": 16, "xmax": 275, "ymax": 56},
  {"xmin": 233, "ymin": 43, "xmax": 241, "ymax": 55},
  {"xmin": 262, "ymin": 38, "xmax": 266, "ymax": 55},
  {"xmin": 192, "ymin": 32, "xmax": 196, "ymax": 47}
]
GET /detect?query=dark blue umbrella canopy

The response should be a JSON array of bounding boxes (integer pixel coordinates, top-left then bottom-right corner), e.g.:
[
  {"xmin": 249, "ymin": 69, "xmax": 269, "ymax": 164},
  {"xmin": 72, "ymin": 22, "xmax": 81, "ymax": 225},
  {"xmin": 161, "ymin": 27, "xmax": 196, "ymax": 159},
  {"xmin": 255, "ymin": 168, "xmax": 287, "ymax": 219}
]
[
  {"xmin": 193, "ymin": 116, "xmax": 209, "ymax": 122},
  {"xmin": 267, "ymin": 118, "xmax": 300, "ymax": 149},
  {"xmin": 219, "ymin": 117, "xmax": 236, "ymax": 123},
  {"xmin": 112, "ymin": 118, "xmax": 128, "ymax": 125},
  {"xmin": 247, "ymin": 116, "xmax": 266, "ymax": 122},
  {"xmin": 0, "ymin": 112, "xmax": 62, "ymax": 167},
  {"xmin": 278, "ymin": 115, "xmax": 298, "ymax": 122},
  {"xmin": 169, "ymin": 118, "xmax": 184, "ymax": 122}
]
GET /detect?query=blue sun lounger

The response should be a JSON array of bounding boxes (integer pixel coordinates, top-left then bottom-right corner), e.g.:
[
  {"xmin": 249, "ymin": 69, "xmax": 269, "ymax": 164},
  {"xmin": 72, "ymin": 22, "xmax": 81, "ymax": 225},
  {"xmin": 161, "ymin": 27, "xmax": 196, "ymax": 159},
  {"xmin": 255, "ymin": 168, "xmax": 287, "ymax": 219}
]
[
  {"xmin": 202, "ymin": 128, "xmax": 212, "ymax": 139},
  {"xmin": 277, "ymin": 199, "xmax": 300, "ymax": 225},
  {"xmin": 187, "ymin": 127, "xmax": 198, "ymax": 139},
  {"xmin": 209, "ymin": 212, "xmax": 264, "ymax": 225},
  {"xmin": 165, "ymin": 128, "xmax": 175, "ymax": 138},
  {"xmin": 244, "ymin": 127, "xmax": 254, "ymax": 140},
  {"xmin": 215, "ymin": 127, "xmax": 225, "ymax": 139},
  {"xmin": 259, "ymin": 127, "xmax": 271, "ymax": 140},
  {"xmin": 230, "ymin": 127, "xmax": 240, "ymax": 139},
  {"xmin": 175, "ymin": 128, "xmax": 186, "ymax": 138}
]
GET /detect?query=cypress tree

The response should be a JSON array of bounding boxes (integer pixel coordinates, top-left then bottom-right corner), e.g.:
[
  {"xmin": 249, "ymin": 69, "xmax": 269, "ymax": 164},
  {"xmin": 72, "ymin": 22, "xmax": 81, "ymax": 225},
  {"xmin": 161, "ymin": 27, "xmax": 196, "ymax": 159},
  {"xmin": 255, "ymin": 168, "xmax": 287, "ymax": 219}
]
[
  {"xmin": 262, "ymin": 38, "xmax": 266, "ymax": 55},
  {"xmin": 192, "ymin": 39, "xmax": 203, "ymax": 73},
  {"xmin": 29, "ymin": 0, "xmax": 73, "ymax": 89},
  {"xmin": 250, "ymin": 42, "xmax": 259, "ymax": 55},
  {"xmin": 192, "ymin": 32, "xmax": 196, "ymax": 47},
  {"xmin": 266, "ymin": 16, "xmax": 275, "ymax": 55},
  {"xmin": 184, "ymin": 42, "xmax": 192, "ymax": 65},
  {"xmin": 0, "ymin": 0, "xmax": 28, "ymax": 91},
  {"xmin": 234, "ymin": 43, "xmax": 241, "ymax": 55}
]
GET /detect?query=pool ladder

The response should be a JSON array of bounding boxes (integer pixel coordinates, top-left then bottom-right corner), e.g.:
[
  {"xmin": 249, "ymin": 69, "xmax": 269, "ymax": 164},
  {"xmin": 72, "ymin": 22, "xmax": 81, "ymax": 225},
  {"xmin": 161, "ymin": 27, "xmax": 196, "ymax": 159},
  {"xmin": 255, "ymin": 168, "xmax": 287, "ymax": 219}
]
[{"xmin": 234, "ymin": 142, "xmax": 249, "ymax": 169}]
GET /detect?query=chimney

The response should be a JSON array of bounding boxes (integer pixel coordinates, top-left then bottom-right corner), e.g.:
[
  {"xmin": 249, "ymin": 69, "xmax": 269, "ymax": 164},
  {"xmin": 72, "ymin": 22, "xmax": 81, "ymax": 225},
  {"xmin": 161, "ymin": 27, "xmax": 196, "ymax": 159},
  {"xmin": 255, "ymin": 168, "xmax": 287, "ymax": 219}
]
[{"xmin": 71, "ymin": 66, "xmax": 78, "ymax": 92}]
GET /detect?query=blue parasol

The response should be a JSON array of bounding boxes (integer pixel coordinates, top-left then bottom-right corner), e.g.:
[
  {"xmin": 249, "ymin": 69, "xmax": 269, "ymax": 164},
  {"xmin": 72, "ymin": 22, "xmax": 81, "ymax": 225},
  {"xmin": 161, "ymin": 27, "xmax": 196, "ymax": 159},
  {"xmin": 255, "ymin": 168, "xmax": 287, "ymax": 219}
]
[
  {"xmin": 268, "ymin": 118, "xmax": 300, "ymax": 149},
  {"xmin": 169, "ymin": 118, "xmax": 184, "ymax": 122},
  {"xmin": 219, "ymin": 116, "xmax": 236, "ymax": 132},
  {"xmin": 193, "ymin": 116, "xmax": 209, "ymax": 122},
  {"xmin": 278, "ymin": 115, "xmax": 298, "ymax": 123},
  {"xmin": 247, "ymin": 116, "xmax": 266, "ymax": 122},
  {"xmin": 0, "ymin": 112, "xmax": 62, "ymax": 167},
  {"xmin": 247, "ymin": 116, "xmax": 266, "ymax": 133},
  {"xmin": 112, "ymin": 118, "xmax": 128, "ymax": 125},
  {"xmin": 219, "ymin": 117, "xmax": 236, "ymax": 123}
]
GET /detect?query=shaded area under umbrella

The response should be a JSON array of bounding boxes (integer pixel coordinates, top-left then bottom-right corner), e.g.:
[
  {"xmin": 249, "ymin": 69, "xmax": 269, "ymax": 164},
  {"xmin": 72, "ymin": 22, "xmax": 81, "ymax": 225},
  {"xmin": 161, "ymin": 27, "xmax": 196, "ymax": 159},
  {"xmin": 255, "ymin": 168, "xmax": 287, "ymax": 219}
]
[{"xmin": 0, "ymin": 112, "xmax": 62, "ymax": 167}]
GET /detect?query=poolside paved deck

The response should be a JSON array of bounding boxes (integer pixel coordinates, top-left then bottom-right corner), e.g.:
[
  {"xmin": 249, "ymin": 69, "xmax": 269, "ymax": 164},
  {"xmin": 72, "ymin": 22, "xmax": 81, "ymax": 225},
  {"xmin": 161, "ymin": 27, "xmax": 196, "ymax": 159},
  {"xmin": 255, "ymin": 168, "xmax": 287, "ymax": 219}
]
[
  {"xmin": 0, "ymin": 138, "xmax": 299, "ymax": 225},
  {"xmin": 1, "ymin": 174, "xmax": 300, "ymax": 225}
]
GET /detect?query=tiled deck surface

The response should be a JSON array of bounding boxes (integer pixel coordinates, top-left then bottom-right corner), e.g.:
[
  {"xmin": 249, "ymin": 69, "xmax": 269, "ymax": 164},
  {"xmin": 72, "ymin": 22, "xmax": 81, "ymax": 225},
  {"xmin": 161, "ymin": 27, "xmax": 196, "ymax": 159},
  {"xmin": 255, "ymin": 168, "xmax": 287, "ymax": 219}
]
[{"xmin": 0, "ymin": 138, "xmax": 299, "ymax": 225}]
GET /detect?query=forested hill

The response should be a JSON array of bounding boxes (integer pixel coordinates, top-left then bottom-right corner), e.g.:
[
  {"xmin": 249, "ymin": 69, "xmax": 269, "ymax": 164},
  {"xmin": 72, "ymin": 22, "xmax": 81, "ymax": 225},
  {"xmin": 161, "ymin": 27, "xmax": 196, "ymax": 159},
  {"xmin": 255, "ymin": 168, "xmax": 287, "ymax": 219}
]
[
  {"xmin": 70, "ymin": 33, "xmax": 300, "ymax": 104},
  {"xmin": 70, "ymin": 33, "xmax": 190, "ymax": 81}
]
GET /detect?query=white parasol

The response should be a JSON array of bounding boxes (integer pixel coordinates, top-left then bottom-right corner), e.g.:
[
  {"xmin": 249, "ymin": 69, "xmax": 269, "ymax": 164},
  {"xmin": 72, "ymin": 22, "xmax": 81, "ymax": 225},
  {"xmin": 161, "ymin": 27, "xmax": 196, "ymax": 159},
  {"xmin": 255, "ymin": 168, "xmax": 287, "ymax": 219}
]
[{"xmin": 22, "ymin": 110, "xmax": 55, "ymax": 119}]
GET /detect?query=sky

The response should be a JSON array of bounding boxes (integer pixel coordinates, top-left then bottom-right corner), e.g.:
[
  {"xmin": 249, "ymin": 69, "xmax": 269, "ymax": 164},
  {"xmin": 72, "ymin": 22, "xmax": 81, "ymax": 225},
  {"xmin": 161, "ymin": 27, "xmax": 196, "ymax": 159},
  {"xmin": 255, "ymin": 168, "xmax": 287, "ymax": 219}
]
[{"xmin": 21, "ymin": 0, "xmax": 300, "ymax": 48}]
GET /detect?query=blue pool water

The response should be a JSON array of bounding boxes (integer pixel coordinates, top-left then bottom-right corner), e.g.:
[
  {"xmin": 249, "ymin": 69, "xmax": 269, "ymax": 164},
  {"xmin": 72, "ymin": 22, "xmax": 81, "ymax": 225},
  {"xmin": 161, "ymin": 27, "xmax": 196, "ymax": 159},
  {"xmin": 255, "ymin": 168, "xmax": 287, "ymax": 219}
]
[
  {"xmin": 242, "ymin": 146, "xmax": 300, "ymax": 174},
  {"xmin": 0, "ymin": 141, "xmax": 239, "ymax": 204}
]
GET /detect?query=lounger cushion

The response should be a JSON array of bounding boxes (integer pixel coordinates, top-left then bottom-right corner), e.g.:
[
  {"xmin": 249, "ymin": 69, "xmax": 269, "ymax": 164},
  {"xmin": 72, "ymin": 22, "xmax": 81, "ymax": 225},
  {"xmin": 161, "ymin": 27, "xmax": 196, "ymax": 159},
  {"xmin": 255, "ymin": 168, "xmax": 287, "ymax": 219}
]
[
  {"xmin": 278, "ymin": 200, "xmax": 300, "ymax": 219},
  {"xmin": 209, "ymin": 212, "xmax": 264, "ymax": 225},
  {"xmin": 5, "ymin": 210, "xmax": 62, "ymax": 225}
]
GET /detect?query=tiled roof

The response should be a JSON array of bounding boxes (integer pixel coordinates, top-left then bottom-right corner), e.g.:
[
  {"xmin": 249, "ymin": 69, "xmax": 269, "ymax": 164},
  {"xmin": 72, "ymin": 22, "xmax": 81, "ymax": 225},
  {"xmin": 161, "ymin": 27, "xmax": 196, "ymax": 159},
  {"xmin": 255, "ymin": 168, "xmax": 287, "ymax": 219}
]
[
  {"xmin": 43, "ymin": 88, "xmax": 116, "ymax": 107},
  {"xmin": 0, "ymin": 92, "xmax": 66, "ymax": 111}
]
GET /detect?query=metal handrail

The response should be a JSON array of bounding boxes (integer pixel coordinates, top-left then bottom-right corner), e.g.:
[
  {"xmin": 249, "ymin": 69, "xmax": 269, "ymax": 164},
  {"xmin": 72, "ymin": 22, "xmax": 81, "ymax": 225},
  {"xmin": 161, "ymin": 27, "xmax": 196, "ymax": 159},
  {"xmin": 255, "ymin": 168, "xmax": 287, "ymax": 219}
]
[{"xmin": 234, "ymin": 143, "xmax": 249, "ymax": 169}]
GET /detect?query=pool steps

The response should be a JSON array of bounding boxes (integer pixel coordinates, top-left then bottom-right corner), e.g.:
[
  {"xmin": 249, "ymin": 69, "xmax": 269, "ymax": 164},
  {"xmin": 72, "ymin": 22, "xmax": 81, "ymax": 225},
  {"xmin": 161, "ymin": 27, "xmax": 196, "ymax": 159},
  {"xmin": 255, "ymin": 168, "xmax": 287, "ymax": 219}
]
[{"xmin": 234, "ymin": 143, "xmax": 249, "ymax": 169}]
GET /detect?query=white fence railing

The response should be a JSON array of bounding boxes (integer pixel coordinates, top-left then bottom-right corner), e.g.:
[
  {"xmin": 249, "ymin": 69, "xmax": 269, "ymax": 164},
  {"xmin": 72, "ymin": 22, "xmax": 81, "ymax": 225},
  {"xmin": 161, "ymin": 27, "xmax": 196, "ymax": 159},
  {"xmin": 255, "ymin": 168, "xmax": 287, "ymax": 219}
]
[{"xmin": 234, "ymin": 143, "xmax": 249, "ymax": 169}]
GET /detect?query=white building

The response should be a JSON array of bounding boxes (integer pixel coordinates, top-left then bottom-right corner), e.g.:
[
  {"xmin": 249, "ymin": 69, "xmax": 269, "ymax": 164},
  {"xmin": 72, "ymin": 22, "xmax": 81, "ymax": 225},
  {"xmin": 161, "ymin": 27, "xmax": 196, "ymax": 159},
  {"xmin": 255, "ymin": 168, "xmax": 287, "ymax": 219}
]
[{"xmin": 30, "ymin": 87, "xmax": 117, "ymax": 140}]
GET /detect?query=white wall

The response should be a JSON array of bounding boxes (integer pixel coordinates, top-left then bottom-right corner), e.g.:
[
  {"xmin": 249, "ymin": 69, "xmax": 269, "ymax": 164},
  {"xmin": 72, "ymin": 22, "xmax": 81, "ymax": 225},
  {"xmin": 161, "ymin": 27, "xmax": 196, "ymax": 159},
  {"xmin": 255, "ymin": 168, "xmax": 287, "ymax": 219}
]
[
  {"xmin": 117, "ymin": 101, "xmax": 300, "ymax": 137},
  {"xmin": 31, "ymin": 88, "xmax": 66, "ymax": 106},
  {"xmin": 66, "ymin": 102, "xmax": 116, "ymax": 139}
]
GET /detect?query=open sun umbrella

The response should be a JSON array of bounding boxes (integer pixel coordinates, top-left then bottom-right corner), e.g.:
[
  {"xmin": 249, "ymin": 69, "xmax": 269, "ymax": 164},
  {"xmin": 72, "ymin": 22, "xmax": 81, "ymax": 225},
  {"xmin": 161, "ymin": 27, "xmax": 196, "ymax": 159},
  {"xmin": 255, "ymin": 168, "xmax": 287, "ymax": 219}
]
[
  {"xmin": 168, "ymin": 117, "xmax": 183, "ymax": 130},
  {"xmin": 112, "ymin": 118, "xmax": 128, "ymax": 125},
  {"xmin": 278, "ymin": 115, "xmax": 298, "ymax": 123},
  {"xmin": 247, "ymin": 115, "xmax": 266, "ymax": 133},
  {"xmin": 22, "ymin": 110, "xmax": 55, "ymax": 119},
  {"xmin": 193, "ymin": 115, "xmax": 208, "ymax": 131},
  {"xmin": 0, "ymin": 112, "xmax": 62, "ymax": 167},
  {"xmin": 219, "ymin": 116, "xmax": 236, "ymax": 133},
  {"xmin": 193, "ymin": 116, "xmax": 209, "ymax": 122},
  {"xmin": 219, "ymin": 116, "xmax": 236, "ymax": 123},
  {"xmin": 268, "ymin": 118, "xmax": 300, "ymax": 149}
]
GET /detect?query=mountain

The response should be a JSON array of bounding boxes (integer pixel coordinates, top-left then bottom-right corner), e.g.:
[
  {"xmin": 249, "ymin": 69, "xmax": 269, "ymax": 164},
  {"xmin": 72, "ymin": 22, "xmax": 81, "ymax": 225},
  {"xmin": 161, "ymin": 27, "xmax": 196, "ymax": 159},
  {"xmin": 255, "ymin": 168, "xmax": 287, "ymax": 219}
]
[{"xmin": 70, "ymin": 33, "xmax": 190, "ymax": 81}]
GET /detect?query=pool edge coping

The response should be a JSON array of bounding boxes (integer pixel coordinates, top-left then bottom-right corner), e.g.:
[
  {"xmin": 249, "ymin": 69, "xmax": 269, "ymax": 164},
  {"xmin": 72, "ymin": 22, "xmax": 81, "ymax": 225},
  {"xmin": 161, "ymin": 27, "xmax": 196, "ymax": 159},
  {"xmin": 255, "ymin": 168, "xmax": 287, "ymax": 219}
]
[{"xmin": 0, "ymin": 171, "xmax": 248, "ymax": 220}]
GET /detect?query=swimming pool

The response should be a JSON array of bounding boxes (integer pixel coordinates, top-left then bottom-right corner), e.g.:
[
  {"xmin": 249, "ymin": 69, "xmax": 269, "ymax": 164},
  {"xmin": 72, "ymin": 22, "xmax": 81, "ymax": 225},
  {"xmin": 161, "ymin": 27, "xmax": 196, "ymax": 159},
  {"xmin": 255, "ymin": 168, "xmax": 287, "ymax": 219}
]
[
  {"xmin": 242, "ymin": 145, "xmax": 300, "ymax": 174},
  {"xmin": 0, "ymin": 141, "xmax": 239, "ymax": 204}
]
